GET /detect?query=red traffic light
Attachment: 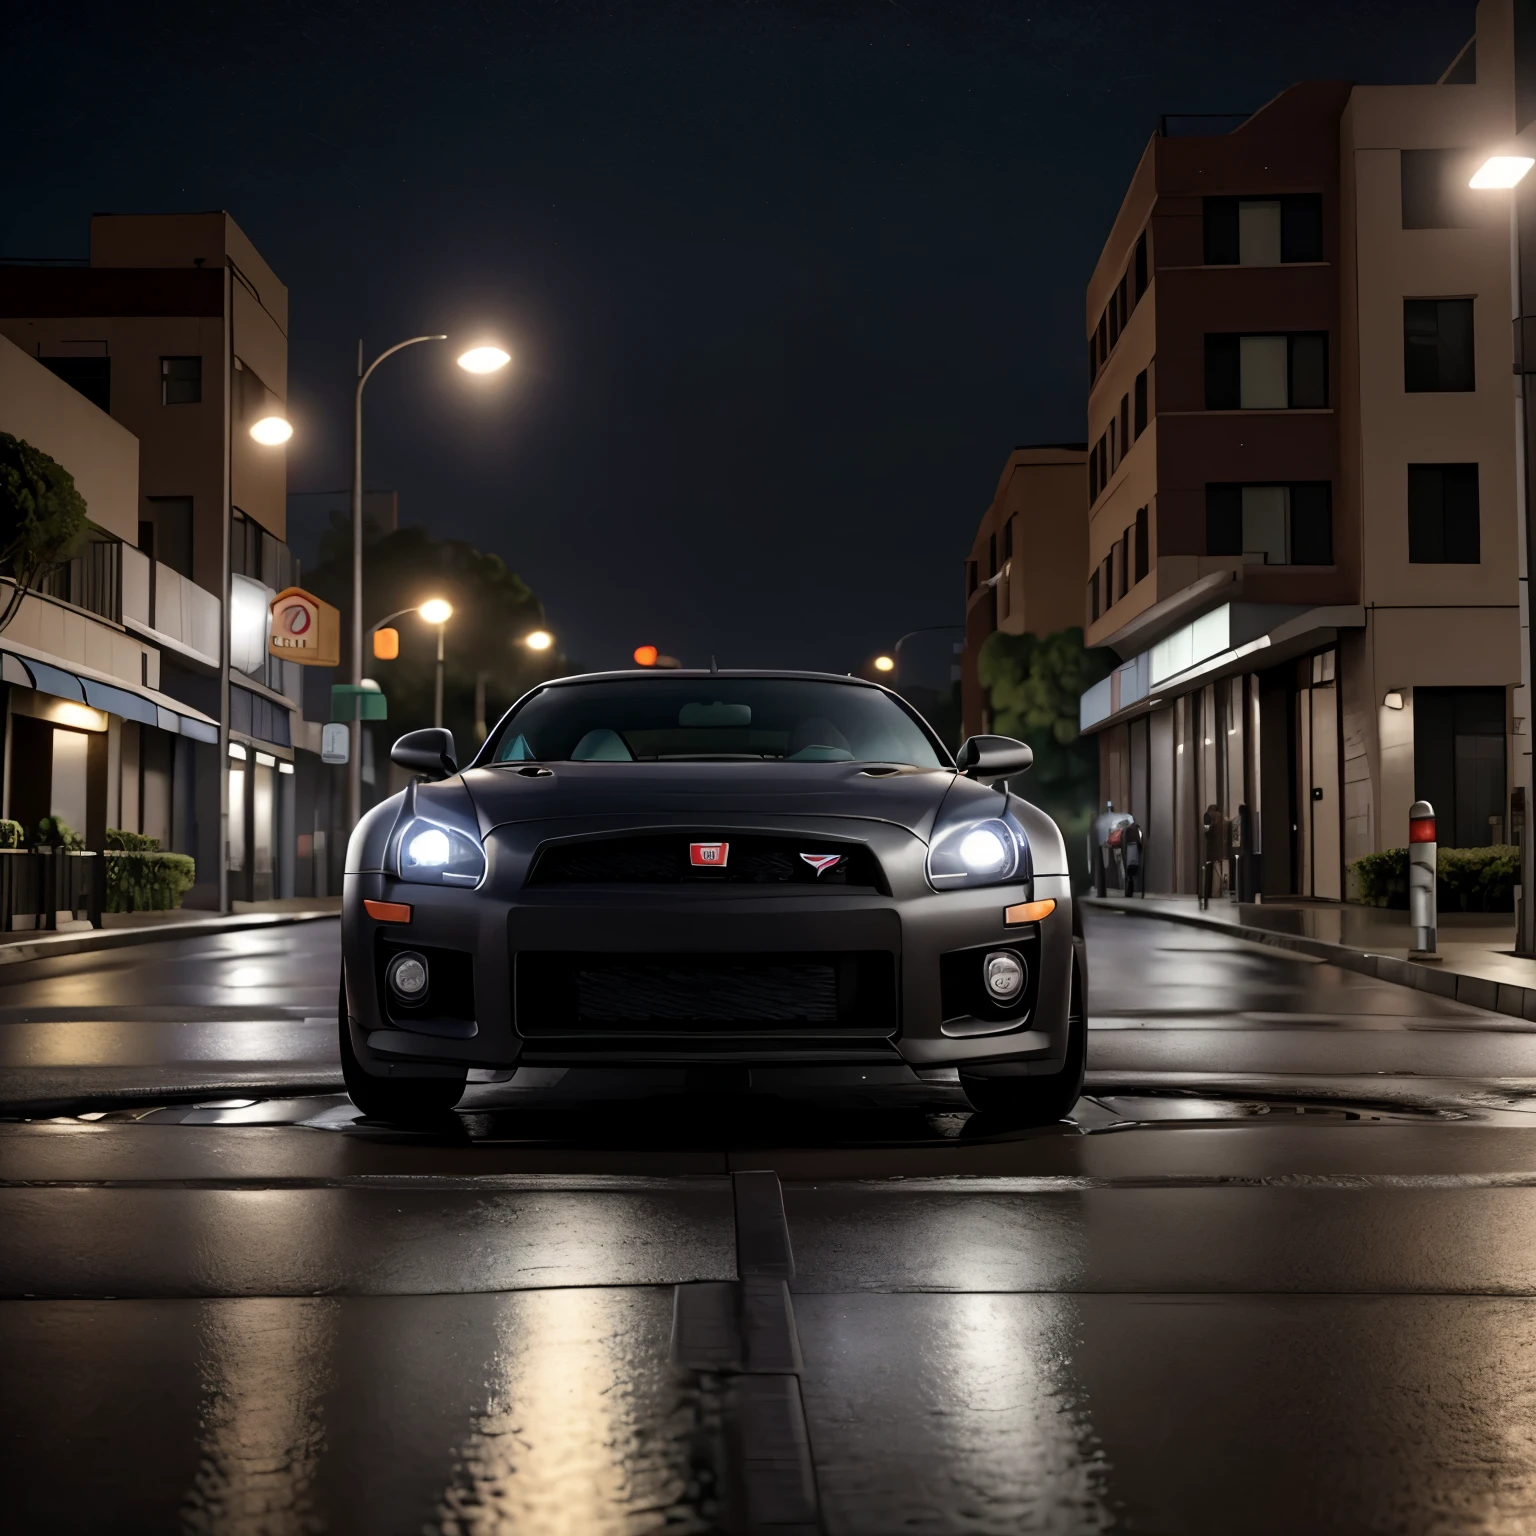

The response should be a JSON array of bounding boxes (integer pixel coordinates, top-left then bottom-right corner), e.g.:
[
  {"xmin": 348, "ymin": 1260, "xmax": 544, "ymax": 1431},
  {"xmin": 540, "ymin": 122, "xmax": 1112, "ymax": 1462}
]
[{"xmin": 633, "ymin": 645, "xmax": 659, "ymax": 667}]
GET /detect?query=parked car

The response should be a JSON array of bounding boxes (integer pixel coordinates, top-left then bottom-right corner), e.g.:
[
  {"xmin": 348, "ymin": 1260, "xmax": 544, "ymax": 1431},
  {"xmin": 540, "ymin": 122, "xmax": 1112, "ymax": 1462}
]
[{"xmin": 339, "ymin": 670, "xmax": 1086, "ymax": 1124}]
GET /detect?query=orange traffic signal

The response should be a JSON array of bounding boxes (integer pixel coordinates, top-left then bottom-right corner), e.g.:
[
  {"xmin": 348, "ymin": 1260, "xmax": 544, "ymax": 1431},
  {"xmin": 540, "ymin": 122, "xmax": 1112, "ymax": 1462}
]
[
  {"xmin": 633, "ymin": 645, "xmax": 659, "ymax": 667},
  {"xmin": 373, "ymin": 627, "xmax": 400, "ymax": 660}
]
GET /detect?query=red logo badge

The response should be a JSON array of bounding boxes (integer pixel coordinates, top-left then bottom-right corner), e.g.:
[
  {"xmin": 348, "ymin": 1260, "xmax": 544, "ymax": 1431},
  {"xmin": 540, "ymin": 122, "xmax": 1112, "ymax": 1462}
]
[
  {"xmin": 690, "ymin": 842, "xmax": 729, "ymax": 867},
  {"xmin": 800, "ymin": 853, "xmax": 843, "ymax": 876}
]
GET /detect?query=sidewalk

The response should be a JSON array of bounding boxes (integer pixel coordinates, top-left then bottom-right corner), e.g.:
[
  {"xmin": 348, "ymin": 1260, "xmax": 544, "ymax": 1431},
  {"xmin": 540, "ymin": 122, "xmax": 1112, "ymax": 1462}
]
[
  {"xmin": 1086, "ymin": 893, "xmax": 1536, "ymax": 1023},
  {"xmin": 0, "ymin": 897, "xmax": 340, "ymax": 966}
]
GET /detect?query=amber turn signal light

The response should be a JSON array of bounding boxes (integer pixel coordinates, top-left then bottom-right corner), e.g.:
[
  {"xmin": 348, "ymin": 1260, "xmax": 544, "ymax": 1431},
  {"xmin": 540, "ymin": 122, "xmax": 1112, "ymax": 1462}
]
[
  {"xmin": 363, "ymin": 899, "xmax": 412, "ymax": 923},
  {"xmin": 1004, "ymin": 898, "xmax": 1055, "ymax": 926}
]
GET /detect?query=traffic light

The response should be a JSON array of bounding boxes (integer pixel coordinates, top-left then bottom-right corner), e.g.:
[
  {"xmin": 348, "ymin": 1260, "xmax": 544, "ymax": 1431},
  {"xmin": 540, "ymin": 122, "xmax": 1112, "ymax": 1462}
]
[
  {"xmin": 633, "ymin": 645, "xmax": 658, "ymax": 667},
  {"xmin": 373, "ymin": 627, "xmax": 399, "ymax": 660}
]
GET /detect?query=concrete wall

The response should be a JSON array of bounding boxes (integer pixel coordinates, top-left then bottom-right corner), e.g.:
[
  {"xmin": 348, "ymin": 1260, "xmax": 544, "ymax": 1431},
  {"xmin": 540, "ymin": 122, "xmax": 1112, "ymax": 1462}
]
[{"xmin": 0, "ymin": 332, "xmax": 138, "ymax": 543}]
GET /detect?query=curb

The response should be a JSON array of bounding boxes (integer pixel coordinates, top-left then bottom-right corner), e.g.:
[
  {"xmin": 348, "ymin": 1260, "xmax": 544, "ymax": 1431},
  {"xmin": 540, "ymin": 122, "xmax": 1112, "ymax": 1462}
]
[
  {"xmin": 1085, "ymin": 896, "xmax": 1536, "ymax": 1025},
  {"xmin": 0, "ymin": 910, "xmax": 339, "ymax": 968}
]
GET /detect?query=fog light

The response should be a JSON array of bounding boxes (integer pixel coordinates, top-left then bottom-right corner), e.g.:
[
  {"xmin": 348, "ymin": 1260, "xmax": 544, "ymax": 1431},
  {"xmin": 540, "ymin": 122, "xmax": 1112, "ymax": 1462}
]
[
  {"xmin": 387, "ymin": 951, "xmax": 429, "ymax": 1002},
  {"xmin": 983, "ymin": 950, "xmax": 1025, "ymax": 1003}
]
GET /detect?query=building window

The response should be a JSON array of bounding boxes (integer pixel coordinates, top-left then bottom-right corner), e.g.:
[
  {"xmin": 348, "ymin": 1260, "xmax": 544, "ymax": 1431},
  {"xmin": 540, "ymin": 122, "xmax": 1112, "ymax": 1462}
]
[
  {"xmin": 1108, "ymin": 418, "xmax": 1117, "ymax": 470},
  {"xmin": 1003, "ymin": 516, "xmax": 1014, "ymax": 560},
  {"xmin": 1135, "ymin": 506, "xmax": 1149, "ymax": 582},
  {"xmin": 1097, "ymin": 314, "xmax": 1108, "ymax": 364},
  {"xmin": 1102, "ymin": 551, "xmax": 1115, "ymax": 609},
  {"xmin": 988, "ymin": 532, "xmax": 997, "ymax": 578},
  {"xmin": 1116, "ymin": 529, "xmax": 1130, "ymax": 600},
  {"xmin": 1133, "ymin": 232, "xmax": 1148, "ymax": 301},
  {"xmin": 1108, "ymin": 293, "xmax": 1120, "ymax": 348},
  {"xmin": 1116, "ymin": 275, "xmax": 1128, "ymax": 333},
  {"xmin": 1119, "ymin": 394, "xmax": 1130, "ymax": 458},
  {"xmin": 1205, "ymin": 333, "xmax": 1328, "ymax": 410},
  {"xmin": 142, "ymin": 496, "xmax": 194, "ymax": 579},
  {"xmin": 1134, "ymin": 370, "xmax": 1148, "ymax": 437},
  {"xmin": 161, "ymin": 356, "xmax": 202, "ymax": 405},
  {"xmin": 967, "ymin": 560, "xmax": 978, "ymax": 596},
  {"xmin": 1413, "ymin": 687, "xmax": 1506, "ymax": 847},
  {"xmin": 1401, "ymin": 150, "xmax": 1493, "ymax": 230},
  {"xmin": 1408, "ymin": 463, "xmax": 1480, "ymax": 563},
  {"xmin": 1203, "ymin": 195, "xmax": 1324, "ymax": 265},
  {"xmin": 1088, "ymin": 569, "xmax": 1100, "ymax": 623},
  {"xmin": 40, "ymin": 355, "xmax": 110, "ymax": 412},
  {"xmin": 1404, "ymin": 299, "xmax": 1474, "ymax": 392},
  {"xmin": 1206, "ymin": 483, "xmax": 1333, "ymax": 565},
  {"xmin": 1088, "ymin": 336, "xmax": 1098, "ymax": 385},
  {"xmin": 1089, "ymin": 448, "xmax": 1099, "ymax": 503}
]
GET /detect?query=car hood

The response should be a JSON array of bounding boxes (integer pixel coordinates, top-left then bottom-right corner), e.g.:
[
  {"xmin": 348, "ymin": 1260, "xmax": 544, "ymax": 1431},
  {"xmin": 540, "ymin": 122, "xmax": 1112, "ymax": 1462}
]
[{"xmin": 460, "ymin": 760, "xmax": 964, "ymax": 840}]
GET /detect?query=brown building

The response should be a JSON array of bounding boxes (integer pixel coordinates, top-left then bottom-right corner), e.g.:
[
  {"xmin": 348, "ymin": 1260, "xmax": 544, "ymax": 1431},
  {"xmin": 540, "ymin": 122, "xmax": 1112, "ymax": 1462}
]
[
  {"xmin": 1079, "ymin": 0, "xmax": 1521, "ymax": 899},
  {"xmin": 961, "ymin": 445, "xmax": 1089, "ymax": 737},
  {"xmin": 0, "ymin": 213, "xmax": 325, "ymax": 906}
]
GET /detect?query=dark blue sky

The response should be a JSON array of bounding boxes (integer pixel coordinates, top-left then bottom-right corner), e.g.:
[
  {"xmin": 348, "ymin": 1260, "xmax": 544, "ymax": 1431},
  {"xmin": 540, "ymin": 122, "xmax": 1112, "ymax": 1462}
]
[{"xmin": 6, "ymin": 0, "xmax": 1473, "ymax": 683}]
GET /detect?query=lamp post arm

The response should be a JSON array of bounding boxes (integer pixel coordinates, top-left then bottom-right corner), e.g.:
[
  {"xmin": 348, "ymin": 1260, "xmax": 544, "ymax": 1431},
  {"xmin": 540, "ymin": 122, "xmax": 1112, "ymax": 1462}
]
[
  {"xmin": 346, "ymin": 333, "xmax": 449, "ymax": 833},
  {"xmin": 891, "ymin": 623, "xmax": 966, "ymax": 673}
]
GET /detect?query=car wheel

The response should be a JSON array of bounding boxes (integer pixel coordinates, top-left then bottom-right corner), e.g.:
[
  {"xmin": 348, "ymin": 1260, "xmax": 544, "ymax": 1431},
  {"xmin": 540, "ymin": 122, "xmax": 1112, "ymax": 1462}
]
[
  {"xmin": 338, "ymin": 969, "xmax": 466, "ymax": 1121},
  {"xmin": 960, "ymin": 956, "xmax": 1087, "ymax": 1127}
]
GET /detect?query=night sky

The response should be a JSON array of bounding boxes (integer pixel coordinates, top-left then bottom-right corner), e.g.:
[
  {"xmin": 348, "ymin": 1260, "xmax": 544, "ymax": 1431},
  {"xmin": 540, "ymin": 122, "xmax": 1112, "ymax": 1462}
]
[{"xmin": 7, "ymin": 1, "xmax": 1472, "ymax": 685}]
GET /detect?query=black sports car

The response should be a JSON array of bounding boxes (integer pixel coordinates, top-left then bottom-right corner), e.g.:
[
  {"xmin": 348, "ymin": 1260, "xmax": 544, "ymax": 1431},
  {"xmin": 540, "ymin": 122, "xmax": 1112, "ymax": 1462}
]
[{"xmin": 339, "ymin": 670, "xmax": 1086, "ymax": 1123}]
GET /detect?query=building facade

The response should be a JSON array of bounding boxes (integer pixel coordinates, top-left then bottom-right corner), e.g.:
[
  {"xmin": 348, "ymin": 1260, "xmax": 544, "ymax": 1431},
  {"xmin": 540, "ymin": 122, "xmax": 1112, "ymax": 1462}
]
[
  {"xmin": 961, "ymin": 445, "xmax": 1089, "ymax": 737},
  {"xmin": 0, "ymin": 212, "xmax": 334, "ymax": 908},
  {"xmin": 1079, "ymin": 1, "xmax": 1523, "ymax": 899}
]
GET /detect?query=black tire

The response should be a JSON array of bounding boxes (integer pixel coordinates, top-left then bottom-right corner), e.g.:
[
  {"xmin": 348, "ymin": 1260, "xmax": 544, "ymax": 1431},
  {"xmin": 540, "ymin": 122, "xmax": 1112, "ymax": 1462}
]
[
  {"xmin": 339, "ymin": 970, "xmax": 466, "ymax": 1121},
  {"xmin": 961, "ymin": 956, "xmax": 1087, "ymax": 1127}
]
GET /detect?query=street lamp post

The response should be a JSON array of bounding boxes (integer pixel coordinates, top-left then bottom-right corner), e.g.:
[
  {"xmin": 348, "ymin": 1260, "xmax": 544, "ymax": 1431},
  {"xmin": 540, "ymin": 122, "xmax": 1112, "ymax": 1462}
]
[
  {"xmin": 884, "ymin": 624, "xmax": 967, "ymax": 681},
  {"xmin": 419, "ymin": 599, "xmax": 453, "ymax": 729},
  {"xmin": 345, "ymin": 338, "xmax": 510, "ymax": 831}
]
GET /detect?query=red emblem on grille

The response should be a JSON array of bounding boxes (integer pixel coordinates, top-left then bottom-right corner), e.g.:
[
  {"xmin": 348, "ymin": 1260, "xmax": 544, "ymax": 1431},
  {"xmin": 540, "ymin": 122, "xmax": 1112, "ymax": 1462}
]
[
  {"xmin": 799, "ymin": 853, "xmax": 843, "ymax": 877},
  {"xmin": 690, "ymin": 841, "xmax": 729, "ymax": 867}
]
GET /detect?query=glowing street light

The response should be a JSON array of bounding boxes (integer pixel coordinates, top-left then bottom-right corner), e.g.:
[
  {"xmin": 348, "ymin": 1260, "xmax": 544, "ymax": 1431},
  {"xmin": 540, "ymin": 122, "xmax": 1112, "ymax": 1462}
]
[
  {"xmin": 419, "ymin": 598, "xmax": 454, "ymax": 626},
  {"xmin": 522, "ymin": 629, "xmax": 553, "ymax": 651},
  {"xmin": 1470, "ymin": 155, "xmax": 1535, "ymax": 188},
  {"xmin": 249, "ymin": 415, "xmax": 293, "ymax": 445},
  {"xmin": 417, "ymin": 599, "xmax": 454, "ymax": 729},
  {"xmin": 873, "ymin": 654, "xmax": 895, "ymax": 673},
  {"xmin": 457, "ymin": 346, "xmax": 512, "ymax": 374}
]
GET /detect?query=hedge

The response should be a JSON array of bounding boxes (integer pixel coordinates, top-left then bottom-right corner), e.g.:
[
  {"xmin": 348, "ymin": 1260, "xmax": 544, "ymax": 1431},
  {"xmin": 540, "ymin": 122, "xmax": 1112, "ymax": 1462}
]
[
  {"xmin": 1350, "ymin": 844, "xmax": 1520, "ymax": 912},
  {"xmin": 104, "ymin": 828, "xmax": 195, "ymax": 912}
]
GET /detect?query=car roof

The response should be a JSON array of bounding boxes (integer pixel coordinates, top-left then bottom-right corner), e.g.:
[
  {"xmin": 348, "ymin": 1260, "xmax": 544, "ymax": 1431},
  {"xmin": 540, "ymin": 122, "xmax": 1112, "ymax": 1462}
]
[{"xmin": 534, "ymin": 669, "xmax": 888, "ymax": 688}]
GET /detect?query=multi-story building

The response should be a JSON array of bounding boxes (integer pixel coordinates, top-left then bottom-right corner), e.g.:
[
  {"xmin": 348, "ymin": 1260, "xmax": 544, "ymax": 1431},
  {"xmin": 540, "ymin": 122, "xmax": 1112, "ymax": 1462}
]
[
  {"xmin": 1078, "ymin": 0, "xmax": 1523, "ymax": 899},
  {"xmin": 961, "ymin": 445, "xmax": 1089, "ymax": 737},
  {"xmin": 0, "ymin": 212, "xmax": 328, "ymax": 907},
  {"xmin": 0, "ymin": 331, "xmax": 221, "ymax": 865}
]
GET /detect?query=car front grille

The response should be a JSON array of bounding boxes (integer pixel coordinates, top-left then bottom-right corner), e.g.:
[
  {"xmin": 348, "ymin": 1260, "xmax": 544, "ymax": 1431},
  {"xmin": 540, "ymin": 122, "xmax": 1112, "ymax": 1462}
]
[
  {"xmin": 515, "ymin": 950, "xmax": 897, "ymax": 1038},
  {"xmin": 527, "ymin": 835, "xmax": 884, "ymax": 889}
]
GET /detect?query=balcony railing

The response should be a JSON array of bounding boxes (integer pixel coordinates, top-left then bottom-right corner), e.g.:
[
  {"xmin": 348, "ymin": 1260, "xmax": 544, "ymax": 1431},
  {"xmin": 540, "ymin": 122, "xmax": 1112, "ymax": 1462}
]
[{"xmin": 37, "ymin": 539, "xmax": 122, "ymax": 624}]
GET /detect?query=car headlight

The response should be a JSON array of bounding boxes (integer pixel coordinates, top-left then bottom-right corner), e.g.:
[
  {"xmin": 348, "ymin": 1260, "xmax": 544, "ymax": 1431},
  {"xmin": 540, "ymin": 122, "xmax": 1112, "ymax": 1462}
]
[
  {"xmin": 927, "ymin": 806, "xmax": 1031, "ymax": 890},
  {"xmin": 395, "ymin": 815, "xmax": 487, "ymax": 888}
]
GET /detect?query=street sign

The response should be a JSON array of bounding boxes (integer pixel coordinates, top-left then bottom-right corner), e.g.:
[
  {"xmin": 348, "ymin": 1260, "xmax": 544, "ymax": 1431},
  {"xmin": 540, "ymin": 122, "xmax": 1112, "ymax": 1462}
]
[
  {"xmin": 321, "ymin": 722, "xmax": 350, "ymax": 764},
  {"xmin": 330, "ymin": 681, "xmax": 388, "ymax": 722},
  {"xmin": 269, "ymin": 587, "xmax": 341, "ymax": 667}
]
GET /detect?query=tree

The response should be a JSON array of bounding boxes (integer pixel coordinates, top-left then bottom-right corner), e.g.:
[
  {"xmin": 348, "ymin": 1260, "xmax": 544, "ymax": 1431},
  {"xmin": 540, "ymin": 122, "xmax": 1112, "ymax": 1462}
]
[
  {"xmin": 302, "ymin": 524, "xmax": 567, "ymax": 746},
  {"xmin": 977, "ymin": 626, "xmax": 1114, "ymax": 856},
  {"xmin": 0, "ymin": 434, "xmax": 89, "ymax": 634}
]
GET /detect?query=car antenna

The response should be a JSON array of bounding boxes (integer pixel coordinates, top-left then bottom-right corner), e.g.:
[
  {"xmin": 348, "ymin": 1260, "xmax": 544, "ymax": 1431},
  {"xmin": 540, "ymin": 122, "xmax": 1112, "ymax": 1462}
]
[{"xmin": 710, "ymin": 654, "xmax": 718, "ymax": 675}]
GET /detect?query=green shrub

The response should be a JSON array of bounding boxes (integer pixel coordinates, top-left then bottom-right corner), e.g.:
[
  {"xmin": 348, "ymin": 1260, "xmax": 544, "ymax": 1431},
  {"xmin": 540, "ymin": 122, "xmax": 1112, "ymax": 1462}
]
[
  {"xmin": 104, "ymin": 832, "xmax": 195, "ymax": 913},
  {"xmin": 0, "ymin": 820, "xmax": 22, "ymax": 849},
  {"xmin": 1349, "ymin": 844, "xmax": 1519, "ymax": 912},
  {"xmin": 35, "ymin": 816, "xmax": 83, "ymax": 850}
]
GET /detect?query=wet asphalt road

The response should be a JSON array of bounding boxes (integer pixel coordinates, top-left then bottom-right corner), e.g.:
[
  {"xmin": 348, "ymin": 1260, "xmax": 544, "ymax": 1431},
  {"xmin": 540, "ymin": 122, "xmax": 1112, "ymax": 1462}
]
[{"xmin": 8, "ymin": 910, "xmax": 1536, "ymax": 1532}]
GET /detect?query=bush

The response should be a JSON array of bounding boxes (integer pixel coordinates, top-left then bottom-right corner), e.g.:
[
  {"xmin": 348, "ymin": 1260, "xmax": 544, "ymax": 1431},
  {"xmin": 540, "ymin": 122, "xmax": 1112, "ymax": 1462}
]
[
  {"xmin": 0, "ymin": 820, "xmax": 22, "ymax": 849},
  {"xmin": 1349, "ymin": 844, "xmax": 1519, "ymax": 912},
  {"xmin": 103, "ymin": 828, "xmax": 195, "ymax": 912},
  {"xmin": 35, "ymin": 816, "xmax": 83, "ymax": 850}
]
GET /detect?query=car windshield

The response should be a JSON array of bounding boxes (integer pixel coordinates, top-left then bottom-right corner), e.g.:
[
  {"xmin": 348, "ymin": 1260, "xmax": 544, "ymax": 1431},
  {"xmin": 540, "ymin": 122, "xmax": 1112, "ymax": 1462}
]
[{"xmin": 483, "ymin": 677, "xmax": 948, "ymax": 766}]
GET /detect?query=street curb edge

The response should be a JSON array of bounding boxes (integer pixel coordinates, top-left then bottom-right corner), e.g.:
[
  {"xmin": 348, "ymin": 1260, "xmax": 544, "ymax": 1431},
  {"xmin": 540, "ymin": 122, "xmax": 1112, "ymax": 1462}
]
[{"xmin": 0, "ymin": 910, "xmax": 339, "ymax": 968}]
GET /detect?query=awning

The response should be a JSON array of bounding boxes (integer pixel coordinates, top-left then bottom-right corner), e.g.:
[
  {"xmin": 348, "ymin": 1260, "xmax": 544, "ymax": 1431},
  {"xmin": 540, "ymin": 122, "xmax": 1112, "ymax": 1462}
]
[{"xmin": 0, "ymin": 644, "xmax": 220, "ymax": 743}]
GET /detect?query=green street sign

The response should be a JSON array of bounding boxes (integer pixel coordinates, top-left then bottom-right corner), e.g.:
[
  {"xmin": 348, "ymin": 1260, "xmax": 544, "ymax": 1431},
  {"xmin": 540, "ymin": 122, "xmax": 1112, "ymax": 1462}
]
[{"xmin": 330, "ymin": 682, "xmax": 388, "ymax": 722}]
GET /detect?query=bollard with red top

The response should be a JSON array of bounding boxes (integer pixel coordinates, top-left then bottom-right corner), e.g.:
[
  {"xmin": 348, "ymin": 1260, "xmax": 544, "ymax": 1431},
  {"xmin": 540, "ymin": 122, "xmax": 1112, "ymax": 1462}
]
[{"xmin": 1408, "ymin": 800, "xmax": 1439, "ymax": 960}]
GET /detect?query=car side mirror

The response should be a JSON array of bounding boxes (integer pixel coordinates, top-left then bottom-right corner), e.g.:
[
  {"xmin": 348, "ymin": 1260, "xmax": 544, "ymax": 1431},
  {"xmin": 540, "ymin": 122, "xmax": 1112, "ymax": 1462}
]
[
  {"xmin": 391, "ymin": 727, "xmax": 458, "ymax": 779},
  {"xmin": 956, "ymin": 734, "xmax": 1033, "ymax": 785}
]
